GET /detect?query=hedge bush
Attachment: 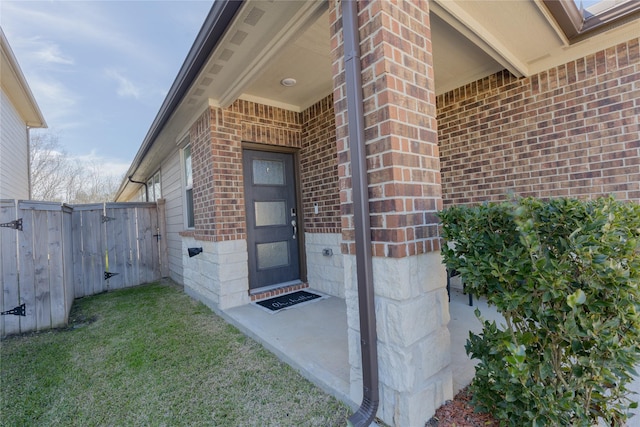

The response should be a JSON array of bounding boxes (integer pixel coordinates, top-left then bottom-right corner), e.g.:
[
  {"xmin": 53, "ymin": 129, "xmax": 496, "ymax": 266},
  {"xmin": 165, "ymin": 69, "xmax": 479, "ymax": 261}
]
[{"xmin": 440, "ymin": 197, "xmax": 640, "ymax": 426}]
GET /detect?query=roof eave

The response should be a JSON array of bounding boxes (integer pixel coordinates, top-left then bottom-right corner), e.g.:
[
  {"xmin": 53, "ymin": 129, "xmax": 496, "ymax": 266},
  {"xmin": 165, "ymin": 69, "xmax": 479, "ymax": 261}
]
[{"xmin": 1, "ymin": 28, "xmax": 47, "ymax": 129}]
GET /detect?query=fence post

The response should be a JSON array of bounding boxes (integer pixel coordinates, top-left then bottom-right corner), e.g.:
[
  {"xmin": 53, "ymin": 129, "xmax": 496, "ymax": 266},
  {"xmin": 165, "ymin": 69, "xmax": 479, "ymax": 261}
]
[
  {"xmin": 62, "ymin": 204, "xmax": 74, "ymax": 323},
  {"xmin": 157, "ymin": 199, "xmax": 169, "ymax": 278},
  {"xmin": 17, "ymin": 202, "xmax": 36, "ymax": 333},
  {"xmin": 0, "ymin": 199, "xmax": 20, "ymax": 336}
]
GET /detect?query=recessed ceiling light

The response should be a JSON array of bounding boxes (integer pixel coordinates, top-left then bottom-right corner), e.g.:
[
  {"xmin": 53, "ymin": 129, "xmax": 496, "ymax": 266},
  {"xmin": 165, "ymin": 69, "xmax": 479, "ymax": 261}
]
[{"xmin": 280, "ymin": 78, "xmax": 297, "ymax": 87}]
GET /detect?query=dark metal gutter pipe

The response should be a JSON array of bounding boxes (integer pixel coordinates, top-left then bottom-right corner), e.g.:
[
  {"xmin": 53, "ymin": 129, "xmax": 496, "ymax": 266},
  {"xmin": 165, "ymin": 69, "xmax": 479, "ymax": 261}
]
[
  {"xmin": 342, "ymin": 1, "xmax": 379, "ymax": 426},
  {"xmin": 128, "ymin": 175, "xmax": 148, "ymax": 202}
]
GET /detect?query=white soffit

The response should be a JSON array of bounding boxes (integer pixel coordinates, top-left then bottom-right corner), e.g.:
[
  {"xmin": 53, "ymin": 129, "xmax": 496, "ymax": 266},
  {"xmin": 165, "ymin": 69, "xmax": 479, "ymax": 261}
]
[
  {"xmin": 432, "ymin": 0, "xmax": 640, "ymax": 79},
  {"xmin": 431, "ymin": 13, "xmax": 504, "ymax": 95},
  {"xmin": 451, "ymin": 0, "xmax": 563, "ymax": 69},
  {"xmin": 126, "ymin": 1, "xmax": 330, "ymax": 188},
  {"xmin": 241, "ymin": 9, "xmax": 333, "ymax": 112},
  {"xmin": 527, "ymin": 10, "xmax": 640, "ymax": 73},
  {"xmin": 430, "ymin": 0, "xmax": 531, "ymax": 77},
  {"xmin": 179, "ymin": 0, "xmax": 328, "ymax": 113},
  {"xmin": 121, "ymin": 0, "xmax": 640, "ymax": 200}
]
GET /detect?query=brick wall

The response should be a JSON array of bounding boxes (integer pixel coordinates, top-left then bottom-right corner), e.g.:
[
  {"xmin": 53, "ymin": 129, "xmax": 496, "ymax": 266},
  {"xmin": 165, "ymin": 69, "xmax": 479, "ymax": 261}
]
[
  {"xmin": 188, "ymin": 98, "xmax": 341, "ymax": 242},
  {"xmin": 234, "ymin": 100, "xmax": 302, "ymax": 146},
  {"xmin": 189, "ymin": 109, "xmax": 215, "ymax": 239},
  {"xmin": 301, "ymin": 95, "xmax": 341, "ymax": 233},
  {"xmin": 438, "ymin": 37, "xmax": 640, "ymax": 206},
  {"xmin": 331, "ymin": 0, "xmax": 442, "ymax": 258},
  {"xmin": 189, "ymin": 100, "xmax": 301, "ymax": 242}
]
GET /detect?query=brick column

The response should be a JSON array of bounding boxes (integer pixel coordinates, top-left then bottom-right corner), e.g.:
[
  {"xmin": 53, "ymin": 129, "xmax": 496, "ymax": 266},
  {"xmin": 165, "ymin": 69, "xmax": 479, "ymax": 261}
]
[
  {"xmin": 185, "ymin": 107, "xmax": 249, "ymax": 309},
  {"xmin": 330, "ymin": 1, "xmax": 452, "ymax": 425},
  {"xmin": 190, "ymin": 107, "xmax": 246, "ymax": 242}
]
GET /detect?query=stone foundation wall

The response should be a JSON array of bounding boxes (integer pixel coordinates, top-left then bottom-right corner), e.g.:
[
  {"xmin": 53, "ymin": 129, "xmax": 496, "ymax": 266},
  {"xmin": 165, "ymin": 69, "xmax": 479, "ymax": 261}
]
[
  {"xmin": 181, "ymin": 235, "xmax": 249, "ymax": 310},
  {"xmin": 304, "ymin": 232, "xmax": 344, "ymax": 298},
  {"xmin": 344, "ymin": 252, "xmax": 451, "ymax": 425}
]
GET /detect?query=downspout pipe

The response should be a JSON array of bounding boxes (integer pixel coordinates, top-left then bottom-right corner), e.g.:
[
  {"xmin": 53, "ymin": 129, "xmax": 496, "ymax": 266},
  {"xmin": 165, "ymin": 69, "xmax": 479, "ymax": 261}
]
[
  {"xmin": 128, "ymin": 175, "xmax": 149, "ymax": 202},
  {"xmin": 342, "ymin": 1, "xmax": 379, "ymax": 426}
]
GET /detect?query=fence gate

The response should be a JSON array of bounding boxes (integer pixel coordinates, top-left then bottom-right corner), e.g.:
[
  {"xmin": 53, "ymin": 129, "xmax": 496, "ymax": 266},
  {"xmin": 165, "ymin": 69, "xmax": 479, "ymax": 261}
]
[
  {"xmin": 1, "ymin": 200, "xmax": 165, "ymax": 336},
  {"xmin": 72, "ymin": 202, "xmax": 161, "ymax": 298},
  {"xmin": 1, "ymin": 201, "xmax": 74, "ymax": 336}
]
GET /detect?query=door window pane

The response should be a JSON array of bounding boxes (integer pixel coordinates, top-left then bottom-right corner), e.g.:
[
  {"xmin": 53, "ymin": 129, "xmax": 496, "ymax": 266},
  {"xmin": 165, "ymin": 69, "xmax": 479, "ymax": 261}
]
[
  {"xmin": 256, "ymin": 241, "xmax": 289, "ymax": 269},
  {"xmin": 255, "ymin": 201, "xmax": 286, "ymax": 227},
  {"xmin": 253, "ymin": 159, "xmax": 284, "ymax": 185}
]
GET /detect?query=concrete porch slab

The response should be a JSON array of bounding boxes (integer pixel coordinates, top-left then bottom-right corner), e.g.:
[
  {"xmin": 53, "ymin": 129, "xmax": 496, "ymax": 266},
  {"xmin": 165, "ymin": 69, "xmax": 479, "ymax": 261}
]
[
  {"xmin": 218, "ymin": 285, "xmax": 639, "ymax": 422},
  {"xmin": 223, "ymin": 293, "xmax": 353, "ymax": 407},
  {"xmin": 219, "ymin": 285, "xmax": 498, "ymax": 407}
]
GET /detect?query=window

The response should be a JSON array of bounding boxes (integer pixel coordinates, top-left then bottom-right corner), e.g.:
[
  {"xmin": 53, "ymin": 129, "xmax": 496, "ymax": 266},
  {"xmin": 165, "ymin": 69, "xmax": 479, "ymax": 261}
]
[
  {"xmin": 183, "ymin": 144, "xmax": 194, "ymax": 228},
  {"xmin": 146, "ymin": 170, "xmax": 161, "ymax": 202},
  {"xmin": 545, "ymin": 0, "xmax": 640, "ymax": 41},
  {"xmin": 574, "ymin": 0, "xmax": 631, "ymax": 17}
]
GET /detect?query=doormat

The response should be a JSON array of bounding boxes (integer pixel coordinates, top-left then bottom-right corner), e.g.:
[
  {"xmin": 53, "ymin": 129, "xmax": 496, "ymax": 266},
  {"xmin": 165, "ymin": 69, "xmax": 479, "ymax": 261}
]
[{"xmin": 255, "ymin": 290, "xmax": 324, "ymax": 313}]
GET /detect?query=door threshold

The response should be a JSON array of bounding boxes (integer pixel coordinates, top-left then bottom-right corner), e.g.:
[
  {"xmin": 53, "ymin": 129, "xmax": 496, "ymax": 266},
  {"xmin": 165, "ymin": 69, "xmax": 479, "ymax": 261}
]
[{"xmin": 250, "ymin": 280, "xmax": 307, "ymax": 301}]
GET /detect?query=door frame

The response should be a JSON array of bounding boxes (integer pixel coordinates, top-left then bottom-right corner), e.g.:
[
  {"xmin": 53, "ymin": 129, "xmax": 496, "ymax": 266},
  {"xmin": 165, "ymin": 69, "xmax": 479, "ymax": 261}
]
[{"xmin": 242, "ymin": 142, "xmax": 307, "ymax": 292}]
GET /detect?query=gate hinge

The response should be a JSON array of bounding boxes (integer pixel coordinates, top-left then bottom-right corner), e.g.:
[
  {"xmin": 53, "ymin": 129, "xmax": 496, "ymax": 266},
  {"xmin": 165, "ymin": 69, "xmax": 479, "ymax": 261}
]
[
  {"xmin": 104, "ymin": 271, "xmax": 119, "ymax": 280},
  {"xmin": 101, "ymin": 215, "xmax": 116, "ymax": 223},
  {"xmin": 1, "ymin": 303, "xmax": 26, "ymax": 316},
  {"xmin": 0, "ymin": 218, "xmax": 22, "ymax": 231}
]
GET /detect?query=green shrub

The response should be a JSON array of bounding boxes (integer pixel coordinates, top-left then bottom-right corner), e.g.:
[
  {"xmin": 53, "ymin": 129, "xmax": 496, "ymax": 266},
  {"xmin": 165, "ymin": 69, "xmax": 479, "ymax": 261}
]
[{"xmin": 440, "ymin": 197, "xmax": 640, "ymax": 426}]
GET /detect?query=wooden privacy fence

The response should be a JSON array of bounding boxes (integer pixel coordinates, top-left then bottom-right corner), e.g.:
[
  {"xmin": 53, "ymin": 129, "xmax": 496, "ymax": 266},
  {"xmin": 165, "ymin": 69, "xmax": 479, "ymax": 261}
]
[{"xmin": 0, "ymin": 200, "xmax": 168, "ymax": 337}]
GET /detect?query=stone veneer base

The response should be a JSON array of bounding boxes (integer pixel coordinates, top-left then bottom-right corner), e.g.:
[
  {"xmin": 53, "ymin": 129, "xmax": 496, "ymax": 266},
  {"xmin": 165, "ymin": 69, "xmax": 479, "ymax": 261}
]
[
  {"xmin": 181, "ymin": 236, "xmax": 249, "ymax": 310},
  {"xmin": 344, "ymin": 251, "xmax": 453, "ymax": 426}
]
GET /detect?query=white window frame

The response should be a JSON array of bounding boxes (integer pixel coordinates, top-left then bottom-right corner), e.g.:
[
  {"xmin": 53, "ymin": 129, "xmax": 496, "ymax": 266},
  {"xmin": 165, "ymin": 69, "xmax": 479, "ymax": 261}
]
[
  {"xmin": 146, "ymin": 170, "xmax": 161, "ymax": 202},
  {"xmin": 182, "ymin": 143, "xmax": 194, "ymax": 229}
]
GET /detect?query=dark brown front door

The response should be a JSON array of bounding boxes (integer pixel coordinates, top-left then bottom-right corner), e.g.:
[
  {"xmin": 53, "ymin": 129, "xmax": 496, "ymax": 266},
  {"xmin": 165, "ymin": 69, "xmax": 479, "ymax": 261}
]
[{"xmin": 243, "ymin": 149, "xmax": 300, "ymax": 291}]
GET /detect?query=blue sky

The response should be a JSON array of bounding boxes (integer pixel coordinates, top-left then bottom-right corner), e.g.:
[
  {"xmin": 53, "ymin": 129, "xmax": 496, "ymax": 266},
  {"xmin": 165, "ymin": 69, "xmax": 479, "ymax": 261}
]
[{"xmin": 1, "ymin": 0, "xmax": 214, "ymax": 178}]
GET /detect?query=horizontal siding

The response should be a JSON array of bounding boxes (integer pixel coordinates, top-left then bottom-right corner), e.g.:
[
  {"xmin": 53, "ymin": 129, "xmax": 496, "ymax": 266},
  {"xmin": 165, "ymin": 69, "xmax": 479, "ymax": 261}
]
[
  {"xmin": 161, "ymin": 150, "xmax": 184, "ymax": 285},
  {"xmin": 1, "ymin": 91, "xmax": 29, "ymax": 200}
]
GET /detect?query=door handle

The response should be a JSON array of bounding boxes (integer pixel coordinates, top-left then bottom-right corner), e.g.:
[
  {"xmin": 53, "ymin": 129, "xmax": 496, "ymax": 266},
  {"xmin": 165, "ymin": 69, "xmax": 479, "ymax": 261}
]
[{"xmin": 291, "ymin": 219, "xmax": 297, "ymax": 239}]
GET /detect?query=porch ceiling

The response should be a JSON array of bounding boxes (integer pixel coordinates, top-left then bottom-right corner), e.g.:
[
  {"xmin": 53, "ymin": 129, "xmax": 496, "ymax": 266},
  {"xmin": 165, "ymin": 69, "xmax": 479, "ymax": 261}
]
[{"xmin": 196, "ymin": 0, "xmax": 639, "ymax": 112}]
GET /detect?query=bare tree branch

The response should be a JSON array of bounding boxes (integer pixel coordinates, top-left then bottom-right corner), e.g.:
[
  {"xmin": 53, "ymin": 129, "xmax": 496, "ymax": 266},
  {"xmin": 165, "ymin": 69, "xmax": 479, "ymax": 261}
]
[{"xmin": 29, "ymin": 132, "xmax": 121, "ymax": 203}]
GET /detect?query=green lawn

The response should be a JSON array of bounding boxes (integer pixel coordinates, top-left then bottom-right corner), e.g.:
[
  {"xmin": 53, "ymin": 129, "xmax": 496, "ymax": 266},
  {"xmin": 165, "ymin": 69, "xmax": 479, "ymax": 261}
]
[{"xmin": 0, "ymin": 282, "xmax": 350, "ymax": 426}]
